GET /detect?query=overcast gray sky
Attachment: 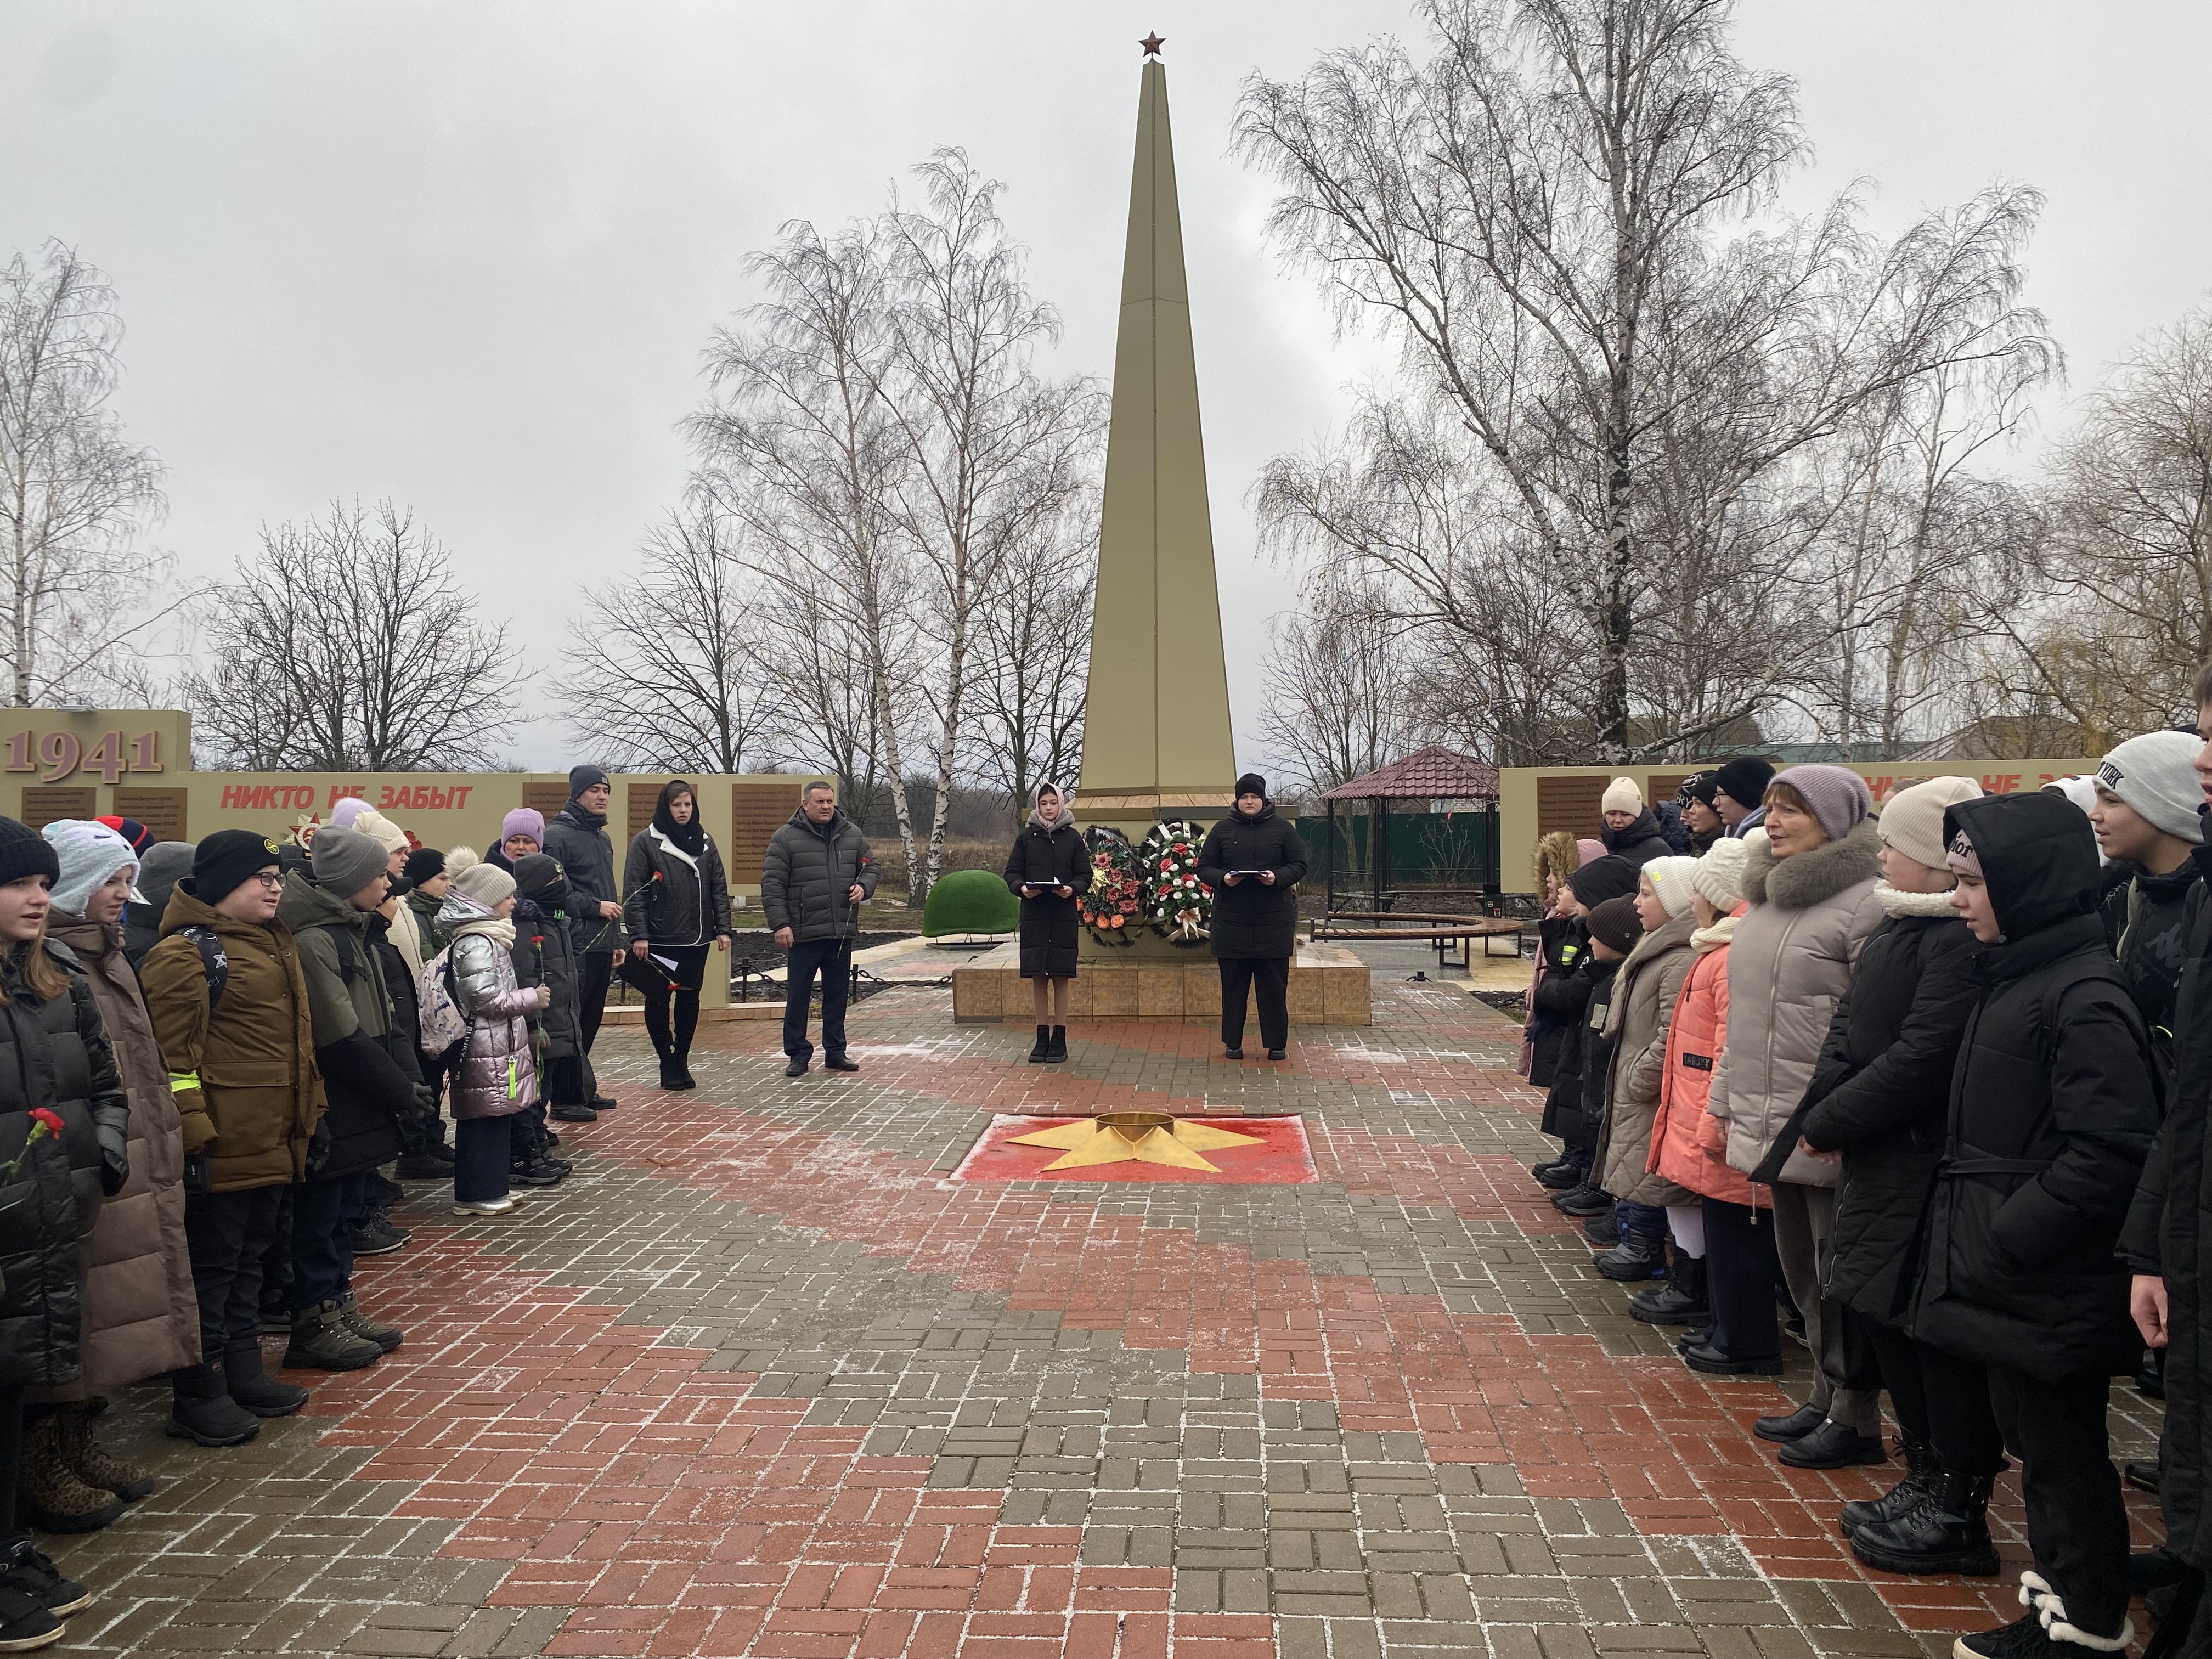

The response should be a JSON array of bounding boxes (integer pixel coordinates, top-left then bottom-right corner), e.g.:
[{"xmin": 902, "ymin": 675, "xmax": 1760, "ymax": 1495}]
[{"xmin": 2, "ymin": 1, "xmax": 2206, "ymax": 772}]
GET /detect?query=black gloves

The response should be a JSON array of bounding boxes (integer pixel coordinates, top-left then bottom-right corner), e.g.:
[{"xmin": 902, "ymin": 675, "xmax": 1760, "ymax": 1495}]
[
  {"xmin": 183, "ymin": 1153, "xmax": 211, "ymax": 1195},
  {"xmin": 306, "ymin": 1117, "xmax": 332, "ymax": 1177},
  {"xmin": 95, "ymin": 1118, "xmax": 129, "ymax": 1197}
]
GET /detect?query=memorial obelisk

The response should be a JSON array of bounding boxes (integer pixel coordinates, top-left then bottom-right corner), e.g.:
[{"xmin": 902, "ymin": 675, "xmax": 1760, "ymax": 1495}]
[{"xmin": 1075, "ymin": 35, "xmax": 1237, "ymax": 879}]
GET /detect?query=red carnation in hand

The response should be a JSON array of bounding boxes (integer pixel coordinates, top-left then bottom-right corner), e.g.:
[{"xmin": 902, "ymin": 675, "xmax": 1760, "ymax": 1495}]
[{"xmin": 27, "ymin": 1108, "xmax": 64, "ymax": 1136}]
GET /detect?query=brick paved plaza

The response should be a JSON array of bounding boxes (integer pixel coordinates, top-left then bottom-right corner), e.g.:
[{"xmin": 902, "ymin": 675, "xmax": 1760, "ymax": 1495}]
[{"xmin": 38, "ymin": 979, "xmax": 2164, "ymax": 1658}]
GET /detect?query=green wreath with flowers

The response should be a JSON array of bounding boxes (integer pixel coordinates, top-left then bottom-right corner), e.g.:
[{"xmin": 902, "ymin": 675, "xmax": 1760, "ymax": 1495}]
[
  {"xmin": 1077, "ymin": 826, "xmax": 1145, "ymax": 946},
  {"xmin": 1141, "ymin": 820, "xmax": 1213, "ymax": 946}
]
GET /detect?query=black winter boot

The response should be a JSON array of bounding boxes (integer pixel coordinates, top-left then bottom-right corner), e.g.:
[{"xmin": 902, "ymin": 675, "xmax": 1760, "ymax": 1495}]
[
  {"xmin": 1594, "ymin": 1232, "xmax": 1668, "ymax": 1281},
  {"xmin": 1848, "ymin": 1470, "xmax": 2000, "ymax": 1576},
  {"xmin": 224, "ymin": 1341, "xmax": 309, "ymax": 1417},
  {"xmin": 672, "ymin": 1047, "xmax": 697, "ymax": 1091},
  {"xmin": 1841, "ymin": 1435, "xmax": 1936, "ymax": 1534},
  {"xmin": 165, "ymin": 1363, "xmax": 260, "ymax": 1447},
  {"xmin": 659, "ymin": 1056, "xmax": 688, "ymax": 1090},
  {"xmin": 1553, "ymin": 1182, "xmax": 1612, "ymax": 1217},
  {"xmin": 1028, "ymin": 1024, "xmax": 1050, "ymax": 1064},
  {"xmin": 1629, "ymin": 1254, "xmax": 1707, "ymax": 1323},
  {"xmin": 1046, "ymin": 1026, "xmax": 1068, "ymax": 1063}
]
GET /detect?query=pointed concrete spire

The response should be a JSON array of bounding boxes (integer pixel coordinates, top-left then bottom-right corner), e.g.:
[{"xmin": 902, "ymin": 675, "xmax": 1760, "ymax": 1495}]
[{"xmin": 1076, "ymin": 57, "xmax": 1237, "ymax": 817}]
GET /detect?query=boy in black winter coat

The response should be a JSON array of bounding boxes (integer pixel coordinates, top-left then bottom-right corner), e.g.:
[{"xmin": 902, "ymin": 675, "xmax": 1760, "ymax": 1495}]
[{"xmin": 1922, "ymin": 793, "xmax": 2158, "ymax": 1659}]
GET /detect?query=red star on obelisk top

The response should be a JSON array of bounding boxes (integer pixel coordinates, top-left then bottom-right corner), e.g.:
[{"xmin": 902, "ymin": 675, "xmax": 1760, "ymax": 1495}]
[{"xmin": 1140, "ymin": 32, "xmax": 1164, "ymax": 57}]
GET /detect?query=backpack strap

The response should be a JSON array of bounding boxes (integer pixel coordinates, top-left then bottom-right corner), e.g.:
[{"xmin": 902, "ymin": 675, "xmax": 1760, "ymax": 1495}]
[{"xmin": 177, "ymin": 925, "xmax": 229, "ymax": 1012}]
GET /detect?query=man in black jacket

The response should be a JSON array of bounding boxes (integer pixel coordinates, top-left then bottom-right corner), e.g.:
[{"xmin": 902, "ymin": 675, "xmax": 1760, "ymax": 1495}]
[
  {"xmin": 1921, "ymin": 794, "xmax": 2157, "ymax": 1659},
  {"xmin": 2091, "ymin": 730, "xmax": 2206, "ymax": 1092},
  {"xmin": 541, "ymin": 766, "xmax": 625, "ymax": 1119},
  {"xmin": 763, "ymin": 782, "xmax": 876, "ymax": 1079},
  {"xmin": 1195, "ymin": 775, "xmax": 1309, "ymax": 1062},
  {"xmin": 2125, "ymin": 676, "xmax": 2212, "ymax": 1649}
]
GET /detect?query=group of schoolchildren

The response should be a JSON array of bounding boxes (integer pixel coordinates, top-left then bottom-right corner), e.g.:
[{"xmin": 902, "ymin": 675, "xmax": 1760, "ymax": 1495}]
[
  {"xmin": 0, "ymin": 762, "xmax": 730, "ymax": 1651},
  {"xmin": 1526, "ymin": 725, "xmax": 2212, "ymax": 1659}
]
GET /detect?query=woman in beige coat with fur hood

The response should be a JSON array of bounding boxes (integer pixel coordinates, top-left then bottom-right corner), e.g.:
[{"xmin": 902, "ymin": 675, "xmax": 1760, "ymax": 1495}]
[
  {"xmin": 1707, "ymin": 765, "xmax": 1884, "ymax": 1470},
  {"xmin": 1592, "ymin": 856, "xmax": 1703, "ymax": 1280}
]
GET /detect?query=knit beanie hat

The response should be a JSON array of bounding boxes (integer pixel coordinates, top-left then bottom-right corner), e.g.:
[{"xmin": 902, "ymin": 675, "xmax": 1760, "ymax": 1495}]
[
  {"xmin": 1877, "ymin": 776, "xmax": 1983, "ymax": 872},
  {"xmin": 501, "ymin": 807, "xmax": 546, "ymax": 844},
  {"xmin": 139, "ymin": 841, "xmax": 195, "ymax": 915},
  {"xmin": 1641, "ymin": 854, "xmax": 1700, "ymax": 922},
  {"xmin": 41, "ymin": 820, "xmax": 141, "ymax": 916},
  {"xmin": 568, "ymin": 765, "xmax": 610, "ymax": 800},
  {"xmin": 0, "ymin": 816, "xmax": 59, "ymax": 891},
  {"xmin": 2097, "ymin": 731, "xmax": 2207, "ymax": 844},
  {"xmin": 1691, "ymin": 837, "xmax": 1750, "ymax": 911},
  {"xmin": 1776, "ymin": 764, "xmax": 1871, "ymax": 842},
  {"xmin": 1574, "ymin": 838, "xmax": 1606, "ymax": 867},
  {"xmin": 329, "ymin": 796, "xmax": 371, "ymax": 830},
  {"xmin": 1714, "ymin": 756, "xmax": 1776, "ymax": 810},
  {"xmin": 402, "ymin": 847, "xmax": 447, "ymax": 885},
  {"xmin": 95, "ymin": 815, "xmax": 154, "ymax": 855},
  {"xmin": 193, "ymin": 830, "xmax": 279, "ymax": 905},
  {"xmin": 445, "ymin": 844, "xmax": 481, "ymax": 877},
  {"xmin": 1585, "ymin": 895, "xmax": 1645, "ymax": 955},
  {"xmin": 1600, "ymin": 776, "xmax": 1643, "ymax": 815},
  {"xmin": 511, "ymin": 852, "xmax": 561, "ymax": 896},
  {"xmin": 1565, "ymin": 854, "xmax": 1639, "ymax": 909},
  {"xmin": 451, "ymin": 859, "xmax": 517, "ymax": 908},
  {"xmin": 309, "ymin": 826, "xmax": 390, "ymax": 898},
  {"xmin": 1676, "ymin": 771, "xmax": 1720, "ymax": 809},
  {"xmin": 352, "ymin": 806, "xmax": 410, "ymax": 858}
]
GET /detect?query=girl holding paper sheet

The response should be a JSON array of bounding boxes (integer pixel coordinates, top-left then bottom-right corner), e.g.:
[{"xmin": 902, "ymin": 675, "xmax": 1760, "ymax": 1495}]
[{"xmin": 1003, "ymin": 783, "xmax": 1091, "ymax": 1065}]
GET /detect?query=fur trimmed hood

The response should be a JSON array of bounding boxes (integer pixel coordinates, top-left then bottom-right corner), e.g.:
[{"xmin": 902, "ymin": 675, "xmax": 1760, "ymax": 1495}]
[
  {"xmin": 1743, "ymin": 819, "xmax": 1882, "ymax": 912},
  {"xmin": 1876, "ymin": 882, "xmax": 1959, "ymax": 919}
]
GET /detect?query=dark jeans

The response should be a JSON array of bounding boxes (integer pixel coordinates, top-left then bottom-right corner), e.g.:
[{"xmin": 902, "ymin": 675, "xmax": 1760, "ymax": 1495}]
[
  {"xmin": 292, "ymin": 1172, "xmax": 365, "ymax": 1312},
  {"xmin": 256, "ymin": 1184, "xmax": 295, "ymax": 1316},
  {"xmin": 1702, "ymin": 1196, "xmax": 1780, "ymax": 1360},
  {"xmin": 1865, "ymin": 1321, "xmax": 2005, "ymax": 1475},
  {"xmin": 185, "ymin": 1185, "xmax": 289, "ymax": 1359},
  {"xmin": 633, "ymin": 944, "xmax": 710, "ymax": 1058},
  {"xmin": 1989, "ymin": 1364, "xmax": 2130, "ymax": 1639},
  {"xmin": 783, "ymin": 938, "xmax": 851, "ymax": 1061},
  {"xmin": 1218, "ymin": 956, "xmax": 1290, "ymax": 1051},
  {"xmin": 510, "ymin": 1101, "xmax": 549, "ymax": 1164},
  {"xmin": 454, "ymin": 1116, "xmax": 515, "ymax": 1203},
  {"xmin": 576, "ymin": 945, "xmax": 614, "ymax": 1059}
]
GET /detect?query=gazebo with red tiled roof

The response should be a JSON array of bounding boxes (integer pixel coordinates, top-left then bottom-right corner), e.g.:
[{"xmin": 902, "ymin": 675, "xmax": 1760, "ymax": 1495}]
[{"xmin": 1318, "ymin": 746, "xmax": 1500, "ymax": 910}]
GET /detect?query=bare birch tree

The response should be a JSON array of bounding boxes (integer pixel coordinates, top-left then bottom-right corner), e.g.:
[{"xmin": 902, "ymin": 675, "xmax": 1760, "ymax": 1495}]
[
  {"xmin": 1235, "ymin": 0, "xmax": 2052, "ymax": 759},
  {"xmin": 687, "ymin": 219, "xmax": 929, "ymax": 890},
  {"xmin": 185, "ymin": 500, "xmax": 521, "ymax": 769},
  {"xmin": 0, "ymin": 242, "xmax": 172, "ymax": 706},
  {"xmin": 551, "ymin": 499, "xmax": 785, "ymax": 772},
  {"xmin": 1256, "ymin": 577, "xmax": 1430, "ymax": 795},
  {"xmin": 877, "ymin": 150, "xmax": 1105, "ymax": 895},
  {"xmin": 970, "ymin": 484, "xmax": 1097, "ymax": 819},
  {"xmin": 1968, "ymin": 305, "xmax": 2212, "ymax": 746}
]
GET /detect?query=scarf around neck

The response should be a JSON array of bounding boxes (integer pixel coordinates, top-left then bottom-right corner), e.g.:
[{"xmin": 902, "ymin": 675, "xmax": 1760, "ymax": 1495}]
[
  {"xmin": 437, "ymin": 890, "xmax": 517, "ymax": 949},
  {"xmin": 652, "ymin": 785, "xmax": 706, "ymax": 857},
  {"xmin": 1876, "ymin": 881, "xmax": 1960, "ymax": 918}
]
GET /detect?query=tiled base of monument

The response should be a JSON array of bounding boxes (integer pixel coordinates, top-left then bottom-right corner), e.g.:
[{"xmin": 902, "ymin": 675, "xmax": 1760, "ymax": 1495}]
[{"xmin": 949, "ymin": 938, "xmax": 1372, "ymax": 1024}]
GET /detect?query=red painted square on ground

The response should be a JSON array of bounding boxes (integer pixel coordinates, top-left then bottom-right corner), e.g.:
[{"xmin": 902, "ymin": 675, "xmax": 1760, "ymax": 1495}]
[{"xmin": 951, "ymin": 1114, "xmax": 1317, "ymax": 1184}]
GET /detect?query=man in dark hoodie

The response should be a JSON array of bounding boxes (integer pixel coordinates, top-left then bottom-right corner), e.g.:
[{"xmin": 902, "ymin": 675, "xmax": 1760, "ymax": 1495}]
[
  {"xmin": 763, "ymin": 781, "xmax": 876, "ymax": 1079},
  {"xmin": 540, "ymin": 766, "xmax": 625, "ymax": 1119},
  {"xmin": 1917, "ymin": 793, "xmax": 2157, "ymax": 1659}
]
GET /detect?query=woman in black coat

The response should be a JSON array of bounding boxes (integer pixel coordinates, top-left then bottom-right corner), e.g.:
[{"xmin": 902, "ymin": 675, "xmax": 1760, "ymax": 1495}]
[
  {"xmin": 1786, "ymin": 777, "xmax": 1995, "ymax": 1576},
  {"xmin": 1194, "ymin": 774, "xmax": 1309, "ymax": 1062},
  {"xmin": 1003, "ymin": 784, "xmax": 1091, "ymax": 1066},
  {"xmin": 1912, "ymin": 794, "xmax": 2157, "ymax": 1658},
  {"xmin": 0, "ymin": 820, "xmax": 127, "ymax": 1640},
  {"xmin": 623, "ymin": 780, "xmax": 733, "ymax": 1092}
]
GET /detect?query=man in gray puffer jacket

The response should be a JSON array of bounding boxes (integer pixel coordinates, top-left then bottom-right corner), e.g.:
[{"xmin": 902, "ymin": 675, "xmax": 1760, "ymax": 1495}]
[{"xmin": 762, "ymin": 782, "xmax": 877, "ymax": 1078}]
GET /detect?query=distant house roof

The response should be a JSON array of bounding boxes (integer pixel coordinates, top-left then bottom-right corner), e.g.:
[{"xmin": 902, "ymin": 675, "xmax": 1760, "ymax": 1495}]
[{"xmin": 1322, "ymin": 746, "xmax": 1500, "ymax": 803}]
